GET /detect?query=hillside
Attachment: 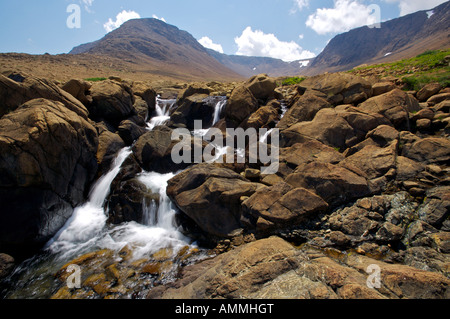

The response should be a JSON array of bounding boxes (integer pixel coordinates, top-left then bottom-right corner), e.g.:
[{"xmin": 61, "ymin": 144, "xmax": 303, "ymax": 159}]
[
  {"xmin": 69, "ymin": 18, "xmax": 242, "ymax": 81},
  {"xmin": 305, "ymin": 1, "xmax": 450, "ymax": 75}
]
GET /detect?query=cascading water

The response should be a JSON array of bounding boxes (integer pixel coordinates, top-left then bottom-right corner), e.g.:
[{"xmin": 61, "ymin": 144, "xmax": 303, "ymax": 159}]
[
  {"xmin": 147, "ymin": 96, "xmax": 176, "ymax": 130},
  {"xmin": 212, "ymin": 98, "xmax": 227, "ymax": 126}
]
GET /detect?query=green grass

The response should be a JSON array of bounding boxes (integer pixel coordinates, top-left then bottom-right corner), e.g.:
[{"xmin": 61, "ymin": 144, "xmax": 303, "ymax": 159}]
[
  {"xmin": 351, "ymin": 49, "xmax": 450, "ymax": 91},
  {"xmin": 84, "ymin": 77, "xmax": 107, "ymax": 82},
  {"xmin": 281, "ymin": 76, "xmax": 306, "ymax": 86}
]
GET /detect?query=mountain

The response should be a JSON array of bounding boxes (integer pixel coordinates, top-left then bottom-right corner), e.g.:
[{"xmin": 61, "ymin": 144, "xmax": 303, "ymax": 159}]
[
  {"xmin": 305, "ymin": 1, "xmax": 450, "ymax": 75},
  {"xmin": 70, "ymin": 18, "xmax": 242, "ymax": 81},
  {"xmin": 206, "ymin": 49, "xmax": 312, "ymax": 77}
]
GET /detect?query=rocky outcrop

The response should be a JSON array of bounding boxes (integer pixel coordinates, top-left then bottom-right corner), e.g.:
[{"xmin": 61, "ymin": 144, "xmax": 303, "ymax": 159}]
[
  {"xmin": 88, "ymin": 80, "xmax": 136, "ymax": 127},
  {"xmin": 0, "ymin": 72, "xmax": 89, "ymax": 119},
  {"xmin": 0, "ymin": 98, "xmax": 98, "ymax": 256},
  {"xmin": 167, "ymin": 164, "xmax": 265, "ymax": 238},
  {"xmin": 225, "ymin": 74, "xmax": 277, "ymax": 127},
  {"xmin": 147, "ymin": 236, "xmax": 450, "ymax": 299},
  {"xmin": 299, "ymin": 72, "xmax": 373, "ymax": 105},
  {"xmin": 61, "ymin": 79, "xmax": 92, "ymax": 106}
]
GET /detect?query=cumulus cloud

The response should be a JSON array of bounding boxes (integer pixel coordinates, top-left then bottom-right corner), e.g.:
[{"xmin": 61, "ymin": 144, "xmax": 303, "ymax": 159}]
[
  {"xmin": 198, "ymin": 36, "xmax": 224, "ymax": 53},
  {"xmin": 152, "ymin": 14, "xmax": 166, "ymax": 22},
  {"xmin": 104, "ymin": 10, "xmax": 141, "ymax": 32},
  {"xmin": 235, "ymin": 26, "xmax": 316, "ymax": 62},
  {"xmin": 384, "ymin": 0, "xmax": 447, "ymax": 16},
  {"xmin": 306, "ymin": 0, "xmax": 379, "ymax": 35}
]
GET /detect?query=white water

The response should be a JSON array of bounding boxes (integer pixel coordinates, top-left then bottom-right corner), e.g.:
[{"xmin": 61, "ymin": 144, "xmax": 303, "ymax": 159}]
[
  {"xmin": 45, "ymin": 147, "xmax": 133, "ymax": 259},
  {"xmin": 212, "ymin": 98, "xmax": 227, "ymax": 125},
  {"xmin": 147, "ymin": 97, "xmax": 176, "ymax": 130}
]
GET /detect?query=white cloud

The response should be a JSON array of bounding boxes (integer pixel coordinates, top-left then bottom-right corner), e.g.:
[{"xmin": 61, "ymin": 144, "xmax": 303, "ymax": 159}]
[
  {"xmin": 152, "ymin": 14, "xmax": 166, "ymax": 22},
  {"xmin": 104, "ymin": 10, "xmax": 141, "ymax": 32},
  {"xmin": 198, "ymin": 36, "xmax": 224, "ymax": 53},
  {"xmin": 234, "ymin": 27, "xmax": 316, "ymax": 62},
  {"xmin": 306, "ymin": 0, "xmax": 379, "ymax": 35},
  {"xmin": 384, "ymin": 0, "xmax": 447, "ymax": 16}
]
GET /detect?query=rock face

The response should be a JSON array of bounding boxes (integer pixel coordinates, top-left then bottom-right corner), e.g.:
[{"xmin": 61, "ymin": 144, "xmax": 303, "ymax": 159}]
[
  {"xmin": 88, "ymin": 80, "xmax": 136, "ymax": 127},
  {"xmin": 0, "ymin": 72, "xmax": 89, "ymax": 119},
  {"xmin": 0, "ymin": 99, "xmax": 98, "ymax": 256},
  {"xmin": 225, "ymin": 74, "xmax": 277, "ymax": 127},
  {"xmin": 299, "ymin": 72, "xmax": 373, "ymax": 105},
  {"xmin": 167, "ymin": 164, "xmax": 265, "ymax": 238},
  {"xmin": 147, "ymin": 236, "xmax": 450, "ymax": 299}
]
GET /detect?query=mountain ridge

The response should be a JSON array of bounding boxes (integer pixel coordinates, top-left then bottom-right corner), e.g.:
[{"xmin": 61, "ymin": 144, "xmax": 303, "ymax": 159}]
[{"xmin": 304, "ymin": 1, "xmax": 450, "ymax": 75}]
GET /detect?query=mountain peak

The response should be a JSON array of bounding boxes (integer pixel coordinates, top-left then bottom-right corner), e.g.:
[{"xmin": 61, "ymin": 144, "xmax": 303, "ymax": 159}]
[{"xmin": 69, "ymin": 17, "xmax": 241, "ymax": 80}]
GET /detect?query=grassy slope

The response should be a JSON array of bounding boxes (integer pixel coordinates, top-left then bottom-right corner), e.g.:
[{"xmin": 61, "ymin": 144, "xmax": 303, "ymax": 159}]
[{"xmin": 350, "ymin": 49, "xmax": 450, "ymax": 91}]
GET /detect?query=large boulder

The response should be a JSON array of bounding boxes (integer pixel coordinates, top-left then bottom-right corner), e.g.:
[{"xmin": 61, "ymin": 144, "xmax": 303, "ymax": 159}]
[
  {"xmin": 167, "ymin": 164, "xmax": 265, "ymax": 238},
  {"xmin": 225, "ymin": 85, "xmax": 259, "ymax": 127},
  {"xmin": 280, "ymin": 106, "xmax": 390, "ymax": 150},
  {"xmin": 96, "ymin": 125, "xmax": 126, "ymax": 175},
  {"xmin": 170, "ymin": 94, "xmax": 216, "ymax": 129},
  {"xmin": 88, "ymin": 80, "xmax": 136, "ymax": 127},
  {"xmin": 242, "ymin": 182, "xmax": 329, "ymax": 233},
  {"xmin": 358, "ymin": 89, "xmax": 420, "ymax": 128},
  {"xmin": 61, "ymin": 79, "xmax": 92, "ymax": 106},
  {"xmin": 244, "ymin": 74, "xmax": 277, "ymax": 102},
  {"xmin": 277, "ymin": 90, "xmax": 332, "ymax": 130},
  {"xmin": 0, "ymin": 99, "xmax": 99, "ymax": 256},
  {"xmin": 402, "ymin": 137, "xmax": 450, "ymax": 164},
  {"xmin": 0, "ymin": 72, "xmax": 89, "ymax": 119},
  {"xmin": 285, "ymin": 162, "xmax": 371, "ymax": 207},
  {"xmin": 300, "ymin": 72, "xmax": 373, "ymax": 105}
]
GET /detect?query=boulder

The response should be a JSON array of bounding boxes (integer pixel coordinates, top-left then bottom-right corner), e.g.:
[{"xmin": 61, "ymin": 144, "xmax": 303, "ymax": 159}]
[
  {"xmin": 242, "ymin": 182, "xmax": 328, "ymax": 233},
  {"xmin": 96, "ymin": 126, "xmax": 126, "ymax": 175},
  {"xmin": 279, "ymin": 139, "xmax": 344, "ymax": 168},
  {"xmin": 418, "ymin": 186, "xmax": 450, "ymax": 229},
  {"xmin": 280, "ymin": 106, "xmax": 390, "ymax": 150},
  {"xmin": 300, "ymin": 72, "xmax": 373, "ymax": 105},
  {"xmin": 402, "ymin": 137, "xmax": 450, "ymax": 164},
  {"xmin": 241, "ymin": 103, "xmax": 279, "ymax": 130},
  {"xmin": 285, "ymin": 162, "xmax": 370, "ymax": 207},
  {"xmin": 132, "ymin": 125, "xmax": 204, "ymax": 173},
  {"xmin": 0, "ymin": 99, "xmax": 98, "ymax": 256},
  {"xmin": 0, "ymin": 72, "xmax": 89, "ymax": 119},
  {"xmin": 132, "ymin": 82, "xmax": 157, "ymax": 114},
  {"xmin": 416, "ymin": 83, "xmax": 442, "ymax": 102},
  {"xmin": 372, "ymin": 82, "xmax": 396, "ymax": 96},
  {"xmin": 117, "ymin": 119, "xmax": 147, "ymax": 146},
  {"xmin": 167, "ymin": 164, "xmax": 265, "ymax": 238},
  {"xmin": 277, "ymin": 90, "xmax": 332, "ymax": 130},
  {"xmin": 61, "ymin": 79, "xmax": 92, "ymax": 105},
  {"xmin": 427, "ymin": 92, "xmax": 450, "ymax": 106},
  {"xmin": 340, "ymin": 143, "xmax": 397, "ymax": 185},
  {"xmin": 133, "ymin": 96, "xmax": 150, "ymax": 122},
  {"xmin": 358, "ymin": 89, "xmax": 420, "ymax": 128},
  {"xmin": 244, "ymin": 74, "xmax": 277, "ymax": 102},
  {"xmin": 170, "ymin": 94, "xmax": 216, "ymax": 129},
  {"xmin": 176, "ymin": 84, "xmax": 210, "ymax": 105},
  {"xmin": 88, "ymin": 80, "xmax": 136, "ymax": 127},
  {"xmin": 225, "ymin": 85, "xmax": 259, "ymax": 127}
]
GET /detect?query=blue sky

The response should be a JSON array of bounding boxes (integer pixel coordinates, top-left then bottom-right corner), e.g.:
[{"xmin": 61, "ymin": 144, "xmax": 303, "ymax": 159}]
[{"xmin": 0, "ymin": 0, "xmax": 447, "ymax": 61}]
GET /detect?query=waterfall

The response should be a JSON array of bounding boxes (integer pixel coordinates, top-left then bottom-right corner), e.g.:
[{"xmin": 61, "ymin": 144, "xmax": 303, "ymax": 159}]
[
  {"xmin": 212, "ymin": 98, "xmax": 227, "ymax": 125},
  {"xmin": 45, "ymin": 147, "xmax": 133, "ymax": 258},
  {"xmin": 147, "ymin": 96, "xmax": 176, "ymax": 130}
]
